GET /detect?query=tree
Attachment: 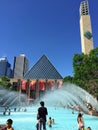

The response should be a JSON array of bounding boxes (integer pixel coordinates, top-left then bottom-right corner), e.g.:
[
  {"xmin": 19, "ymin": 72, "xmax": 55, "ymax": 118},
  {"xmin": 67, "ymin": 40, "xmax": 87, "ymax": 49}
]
[
  {"xmin": 0, "ymin": 76, "xmax": 12, "ymax": 89},
  {"xmin": 72, "ymin": 48, "xmax": 98, "ymax": 96},
  {"xmin": 63, "ymin": 76, "xmax": 73, "ymax": 83},
  {"xmin": 63, "ymin": 48, "xmax": 98, "ymax": 97}
]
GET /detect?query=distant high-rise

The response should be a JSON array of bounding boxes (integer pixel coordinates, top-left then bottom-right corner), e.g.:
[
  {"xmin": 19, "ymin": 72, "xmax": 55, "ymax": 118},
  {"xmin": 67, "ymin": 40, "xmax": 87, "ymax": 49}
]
[
  {"xmin": 13, "ymin": 54, "xmax": 29, "ymax": 79},
  {"xmin": 0, "ymin": 57, "xmax": 12, "ymax": 78},
  {"xmin": 80, "ymin": 0, "xmax": 94, "ymax": 54}
]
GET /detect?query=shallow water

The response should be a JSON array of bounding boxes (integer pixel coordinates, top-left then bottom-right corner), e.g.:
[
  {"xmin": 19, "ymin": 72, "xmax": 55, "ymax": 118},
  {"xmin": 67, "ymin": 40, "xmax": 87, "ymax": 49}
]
[{"xmin": 0, "ymin": 106, "xmax": 98, "ymax": 130}]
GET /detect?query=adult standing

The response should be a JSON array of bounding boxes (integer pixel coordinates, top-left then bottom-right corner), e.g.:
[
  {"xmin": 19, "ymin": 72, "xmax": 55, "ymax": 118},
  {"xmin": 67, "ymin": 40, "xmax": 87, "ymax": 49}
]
[
  {"xmin": 37, "ymin": 101, "xmax": 48, "ymax": 130},
  {"xmin": 77, "ymin": 113, "xmax": 85, "ymax": 130}
]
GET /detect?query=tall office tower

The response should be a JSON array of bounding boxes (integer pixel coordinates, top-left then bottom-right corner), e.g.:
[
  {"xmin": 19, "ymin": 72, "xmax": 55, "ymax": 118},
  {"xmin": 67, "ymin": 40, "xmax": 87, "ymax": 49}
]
[
  {"xmin": 0, "ymin": 57, "xmax": 12, "ymax": 78},
  {"xmin": 80, "ymin": 0, "xmax": 94, "ymax": 54},
  {"xmin": 13, "ymin": 54, "xmax": 29, "ymax": 79}
]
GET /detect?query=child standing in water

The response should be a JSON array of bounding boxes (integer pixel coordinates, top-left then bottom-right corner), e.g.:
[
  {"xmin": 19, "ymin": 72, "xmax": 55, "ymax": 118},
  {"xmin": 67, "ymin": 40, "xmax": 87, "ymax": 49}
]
[
  {"xmin": 87, "ymin": 127, "xmax": 91, "ymax": 130},
  {"xmin": 1, "ymin": 119, "xmax": 14, "ymax": 130},
  {"xmin": 52, "ymin": 119, "xmax": 55, "ymax": 124},
  {"xmin": 47, "ymin": 117, "xmax": 52, "ymax": 127},
  {"xmin": 6, "ymin": 119, "xmax": 14, "ymax": 130}
]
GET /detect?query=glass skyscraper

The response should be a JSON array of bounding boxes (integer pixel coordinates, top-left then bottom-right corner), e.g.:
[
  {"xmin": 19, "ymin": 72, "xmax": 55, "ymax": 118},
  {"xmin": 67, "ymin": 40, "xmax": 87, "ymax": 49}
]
[{"xmin": 0, "ymin": 57, "xmax": 12, "ymax": 78}]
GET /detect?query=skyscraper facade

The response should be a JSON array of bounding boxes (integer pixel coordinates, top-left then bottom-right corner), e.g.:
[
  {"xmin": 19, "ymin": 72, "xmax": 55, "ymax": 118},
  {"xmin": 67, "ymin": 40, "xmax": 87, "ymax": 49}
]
[
  {"xmin": 80, "ymin": 0, "xmax": 94, "ymax": 54},
  {"xmin": 13, "ymin": 54, "xmax": 29, "ymax": 79},
  {"xmin": 0, "ymin": 57, "xmax": 12, "ymax": 78}
]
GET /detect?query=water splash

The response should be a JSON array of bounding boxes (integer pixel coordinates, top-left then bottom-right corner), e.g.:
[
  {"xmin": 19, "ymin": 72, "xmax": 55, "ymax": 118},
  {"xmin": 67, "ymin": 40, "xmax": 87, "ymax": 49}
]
[
  {"xmin": 40, "ymin": 83, "xmax": 98, "ymax": 113},
  {"xmin": 0, "ymin": 83, "xmax": 98, "ymax": 114},
  {"xmin": 0, "ymin": 87, "xmax": 28, "ymax": 107}
]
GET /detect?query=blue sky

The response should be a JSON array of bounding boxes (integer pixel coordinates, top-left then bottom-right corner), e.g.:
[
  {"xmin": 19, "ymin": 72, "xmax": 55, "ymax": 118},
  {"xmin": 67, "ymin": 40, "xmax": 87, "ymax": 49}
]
[{"xmin": 0, "ymin": 0, "xmax": 98, "ymax": 78}]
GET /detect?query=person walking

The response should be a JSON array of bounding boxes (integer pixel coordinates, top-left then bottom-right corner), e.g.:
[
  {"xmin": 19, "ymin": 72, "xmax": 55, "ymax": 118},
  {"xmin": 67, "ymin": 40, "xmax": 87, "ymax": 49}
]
[{"xmin": 37, "ymin": 101, "xmax": 48, "ymax": 130}]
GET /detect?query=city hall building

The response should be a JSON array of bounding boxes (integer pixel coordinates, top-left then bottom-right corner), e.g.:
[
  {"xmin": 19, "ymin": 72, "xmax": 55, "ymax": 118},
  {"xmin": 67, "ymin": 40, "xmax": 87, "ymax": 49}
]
[{"xmin": 11, "ymin": 55, "xmax": 63, "ymax": 101}]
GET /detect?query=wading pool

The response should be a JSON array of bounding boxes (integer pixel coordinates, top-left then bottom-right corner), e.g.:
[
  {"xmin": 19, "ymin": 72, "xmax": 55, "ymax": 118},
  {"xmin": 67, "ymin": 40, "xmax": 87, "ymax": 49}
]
[{"xmin": 0, "ymin": 106, "xmax": 98, "ymax": 130}]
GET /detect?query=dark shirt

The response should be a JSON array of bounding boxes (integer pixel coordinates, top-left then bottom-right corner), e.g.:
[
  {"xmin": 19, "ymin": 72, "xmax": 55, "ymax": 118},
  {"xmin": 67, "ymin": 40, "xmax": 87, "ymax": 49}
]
[{"xmin": 38, "ymin": 106, "xmax": 48, "ymax": 122}]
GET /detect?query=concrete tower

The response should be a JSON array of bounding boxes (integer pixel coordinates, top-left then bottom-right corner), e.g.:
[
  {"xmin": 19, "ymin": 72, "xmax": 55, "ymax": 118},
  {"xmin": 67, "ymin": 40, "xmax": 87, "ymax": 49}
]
[
  {"xmin": 80, "ymin": 0, "xmax": 94, "ymax": 54},
  {"xmin": 13, "ymin": 54, "xmax": 29, "ymax": 79}
]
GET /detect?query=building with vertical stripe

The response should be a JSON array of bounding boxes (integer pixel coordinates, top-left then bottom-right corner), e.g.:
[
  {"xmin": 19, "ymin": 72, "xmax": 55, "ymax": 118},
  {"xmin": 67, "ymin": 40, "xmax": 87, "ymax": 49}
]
[
  {"xmin": 13, "ymin": 54, "xmax": 29, "ymax": 79},
  {"xmin": 80, "ymin": 0, "xmax": 94, "ymax": 54}
]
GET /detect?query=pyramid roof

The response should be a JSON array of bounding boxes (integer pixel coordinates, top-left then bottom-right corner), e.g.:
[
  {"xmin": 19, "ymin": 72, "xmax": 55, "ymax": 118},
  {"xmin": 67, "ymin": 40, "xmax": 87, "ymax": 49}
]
[{"xmin": 24, "ymin": 55, "xmax": 63, "ymax": 80}]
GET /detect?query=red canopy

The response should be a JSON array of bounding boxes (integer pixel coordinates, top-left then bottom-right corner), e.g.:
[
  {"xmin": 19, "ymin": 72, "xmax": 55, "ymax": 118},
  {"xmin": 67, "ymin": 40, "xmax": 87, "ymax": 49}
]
[
  {"xmin": 29, "ymin": 81, "xmax": 36, "ymax": 90},
  {"xmin": 39, "ymin": 81, "xmax": 45, "ymax": 91},
  {"xmin": 28, "ymin": 98, "xmax": 34, "ymax": 101},
  {"xmin": 21, "ymin": 80, "xmax": 27, "ymax": 90},
  {"xmin": 58, "ymin": 81, "xmax": 62, "ymax": 88}
]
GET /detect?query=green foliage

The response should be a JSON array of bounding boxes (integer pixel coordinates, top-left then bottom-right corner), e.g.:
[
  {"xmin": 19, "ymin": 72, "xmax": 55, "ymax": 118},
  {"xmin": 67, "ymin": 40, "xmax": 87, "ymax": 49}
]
[
  {"xmin": 63, "ymin": 76, "xmax": 73, "ymax": 83},
  {"xmin": 63, "ymin": 48, "xmax": 98, "ymax": 97},
  {"xmin": 0, "ymin": 76, "xmax": 12, "ymax": 89},
  {"xmin": 73, "ymin": 48, "xmax": 98, "ymax": 95}
]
